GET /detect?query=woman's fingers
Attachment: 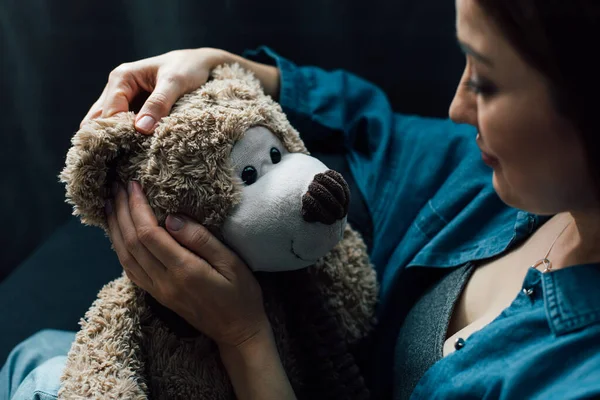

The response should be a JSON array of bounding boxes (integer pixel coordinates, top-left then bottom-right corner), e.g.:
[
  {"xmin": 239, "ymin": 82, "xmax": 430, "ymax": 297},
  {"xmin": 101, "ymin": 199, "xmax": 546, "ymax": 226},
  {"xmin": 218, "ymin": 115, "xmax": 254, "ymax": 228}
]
[
  {"xmin": 101, "ymin": 62, "xmax": 150, "ymax": 118},
  {"xmin": 125, "ymin": 181, "xmax": 205, "ymax": 276},
  {"xmin": 105, "ymin": 198, "xmax": 153, "ymax": 290},
  {"xmin": 80, "ymin": 84, "xmax": 108, "ymax": 128},
  {"xmin": 134, "ymin": 73, "xmax": 184, "ymax": 134},
  {"xmin": 113, "ymin": 183, "xmax": 167, "ymax": 283},
  {"xmin": 165, "ymin": 214, "xmax": 246, "ymax": 282},
  {"xmin": 108, "ymin": 182, "xmax": 267, "ymax": 347},
  {"xmin": 79, "ymin": 48, "xmax": 226, "ymax": 133}
]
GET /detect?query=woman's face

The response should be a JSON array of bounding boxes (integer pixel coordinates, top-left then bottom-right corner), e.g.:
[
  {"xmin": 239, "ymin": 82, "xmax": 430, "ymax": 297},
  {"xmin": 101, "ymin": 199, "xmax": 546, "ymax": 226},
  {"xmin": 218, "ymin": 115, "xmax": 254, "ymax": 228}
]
[{"xmin": 450, "ymin": 0, "xmax": 595, "ymax": 215}]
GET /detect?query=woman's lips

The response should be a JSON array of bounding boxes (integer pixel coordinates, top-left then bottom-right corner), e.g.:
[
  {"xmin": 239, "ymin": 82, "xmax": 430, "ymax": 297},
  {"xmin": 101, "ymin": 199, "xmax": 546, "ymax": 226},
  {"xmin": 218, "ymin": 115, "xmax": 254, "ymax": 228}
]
[
  {"xmin": 476, "ymin": 133, "xmax": 499, "ymax": 167},
  {"xmin": 481, "ymin": 150, "xmax": 499, "ymax": 167}
]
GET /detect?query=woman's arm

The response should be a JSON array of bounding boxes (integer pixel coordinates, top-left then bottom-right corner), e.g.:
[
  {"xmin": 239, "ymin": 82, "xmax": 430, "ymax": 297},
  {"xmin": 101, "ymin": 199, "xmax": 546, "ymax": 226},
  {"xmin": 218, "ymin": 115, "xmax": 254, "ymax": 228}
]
[
  {"xmin": 219, "ymin": 323, "xmax": 296, "ymax": 400},
  {"xmin": 212, "ymin": 49, "xmax": 280, "ymax": 99}
]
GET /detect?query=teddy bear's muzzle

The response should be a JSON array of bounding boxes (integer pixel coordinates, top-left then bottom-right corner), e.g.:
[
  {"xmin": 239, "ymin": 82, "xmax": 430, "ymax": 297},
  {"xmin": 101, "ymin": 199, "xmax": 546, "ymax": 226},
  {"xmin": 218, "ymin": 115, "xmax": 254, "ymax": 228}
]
[{"xmin": 301, "ymin": 170, "xmax": 350, "ymax": 225}]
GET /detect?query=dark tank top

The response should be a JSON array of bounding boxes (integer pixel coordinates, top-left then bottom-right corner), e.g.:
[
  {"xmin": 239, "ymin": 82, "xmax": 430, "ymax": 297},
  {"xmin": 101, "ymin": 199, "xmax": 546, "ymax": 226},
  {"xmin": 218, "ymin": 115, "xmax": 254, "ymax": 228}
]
[{"xmin": 394, "ymin": 263, "xmax": 475, "ymax": 400}]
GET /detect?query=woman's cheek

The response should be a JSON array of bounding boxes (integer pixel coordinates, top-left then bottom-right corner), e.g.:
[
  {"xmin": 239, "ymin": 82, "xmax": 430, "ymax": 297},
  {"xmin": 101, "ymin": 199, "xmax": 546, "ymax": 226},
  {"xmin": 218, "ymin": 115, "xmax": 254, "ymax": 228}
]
[{"xmin": 477, "ymin": 100, "xmax": 530, "ymax": 206}]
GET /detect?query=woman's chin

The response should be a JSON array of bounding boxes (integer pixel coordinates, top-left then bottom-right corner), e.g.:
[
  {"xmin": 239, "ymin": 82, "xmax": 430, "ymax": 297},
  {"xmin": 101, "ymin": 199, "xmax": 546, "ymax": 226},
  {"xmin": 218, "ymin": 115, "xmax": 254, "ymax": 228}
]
[
  {"xmin": 491, "ymin": 171, "xmax": 553, "ymax": 215},
  {"xmin": 492, "ymin": 171, "xmax": 517, "ymax": 208}
]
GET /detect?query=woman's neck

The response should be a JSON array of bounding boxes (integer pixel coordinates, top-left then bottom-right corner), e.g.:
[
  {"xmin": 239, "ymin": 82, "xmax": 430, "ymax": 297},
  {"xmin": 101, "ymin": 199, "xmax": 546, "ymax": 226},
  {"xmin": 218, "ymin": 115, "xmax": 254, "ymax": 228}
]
[{"xmin": 551, "ymin": 210, "xmax": 600, "ymax": 270}]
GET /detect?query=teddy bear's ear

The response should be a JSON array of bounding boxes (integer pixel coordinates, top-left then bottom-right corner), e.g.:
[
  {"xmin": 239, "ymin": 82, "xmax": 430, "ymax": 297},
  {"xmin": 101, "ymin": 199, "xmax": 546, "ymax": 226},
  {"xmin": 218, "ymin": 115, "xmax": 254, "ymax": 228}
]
[
  {"xmin": 209, "ymin": 63, "xmax": 262, "ymax": 90},
  {"xmin": 60, "ymin": 112, "xmax": 149, "ymax": 230}
]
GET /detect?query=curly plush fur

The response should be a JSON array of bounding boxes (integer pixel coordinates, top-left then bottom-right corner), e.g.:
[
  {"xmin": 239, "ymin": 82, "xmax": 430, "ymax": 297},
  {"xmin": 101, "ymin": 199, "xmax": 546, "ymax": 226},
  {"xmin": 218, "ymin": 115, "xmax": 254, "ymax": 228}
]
[{"xmin": 59, "ymin": 64, "xmax": 378, "ymax": 399}]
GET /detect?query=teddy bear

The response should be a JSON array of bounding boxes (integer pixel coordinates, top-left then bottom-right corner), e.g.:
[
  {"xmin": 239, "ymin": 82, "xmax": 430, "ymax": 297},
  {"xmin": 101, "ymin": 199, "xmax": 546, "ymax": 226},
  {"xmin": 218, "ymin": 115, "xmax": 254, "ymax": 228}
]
[{"xmin": 59, "ymin": 63, "xmax": 378, "ymax": 399}]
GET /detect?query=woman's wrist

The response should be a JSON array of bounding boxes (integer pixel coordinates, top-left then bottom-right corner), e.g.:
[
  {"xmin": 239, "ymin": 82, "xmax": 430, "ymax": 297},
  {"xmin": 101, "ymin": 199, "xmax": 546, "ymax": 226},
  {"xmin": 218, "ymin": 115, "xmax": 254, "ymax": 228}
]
[
  {"xmin": 201, "ymin": 48, "xmax": 281, "ymax": 100},
  {"xmin": 200, "ymin": 47, "xmax": 232, "ymax": 67},
  {"xmin": 218, "ymin": 321, "xmax": 296, "ymax": 400},
  {"xmin": 217, "ymin": 320, "xmax": 276, "ymax": 364}
]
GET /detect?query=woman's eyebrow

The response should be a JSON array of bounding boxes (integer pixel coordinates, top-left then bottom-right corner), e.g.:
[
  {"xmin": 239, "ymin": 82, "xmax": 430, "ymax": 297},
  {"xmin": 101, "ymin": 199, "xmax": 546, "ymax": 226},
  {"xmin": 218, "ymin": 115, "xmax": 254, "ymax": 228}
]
[{"xmin": 457, "ymin": 39, "xmax": 494, "ymax": 67}]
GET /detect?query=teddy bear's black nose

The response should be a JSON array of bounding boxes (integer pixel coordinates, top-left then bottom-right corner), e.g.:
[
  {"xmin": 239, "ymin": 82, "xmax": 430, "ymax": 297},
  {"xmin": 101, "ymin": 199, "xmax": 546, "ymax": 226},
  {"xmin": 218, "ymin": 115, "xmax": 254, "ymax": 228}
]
[{"xmin": 301, "ymin": 170, "xmax": 350, "ymax": 225}]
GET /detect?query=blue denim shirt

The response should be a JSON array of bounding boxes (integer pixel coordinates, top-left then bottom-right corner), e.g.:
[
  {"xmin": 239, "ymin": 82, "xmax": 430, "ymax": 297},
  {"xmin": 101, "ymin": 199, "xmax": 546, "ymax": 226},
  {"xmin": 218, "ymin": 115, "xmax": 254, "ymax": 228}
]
[{"xmin": 245, "ymin": 47, "xmax": 600, "ymax": 399}]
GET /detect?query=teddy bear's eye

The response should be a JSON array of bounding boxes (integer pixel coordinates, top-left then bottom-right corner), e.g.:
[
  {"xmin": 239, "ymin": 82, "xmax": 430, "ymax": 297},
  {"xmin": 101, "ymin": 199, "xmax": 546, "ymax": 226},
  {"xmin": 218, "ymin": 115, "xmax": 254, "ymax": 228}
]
[
  {"xmin": 241, "ymin": 166, "xmax": 258, "ymax": 185},
  {"xmin": 270, "ymin": 148, "xmax": 281, "ymax": 164}
]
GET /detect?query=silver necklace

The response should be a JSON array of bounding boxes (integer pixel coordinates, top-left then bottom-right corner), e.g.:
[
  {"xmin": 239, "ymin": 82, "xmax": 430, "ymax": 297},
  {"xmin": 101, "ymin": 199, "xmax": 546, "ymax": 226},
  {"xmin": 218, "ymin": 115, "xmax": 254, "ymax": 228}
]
[{"xmin": 530, "ymin": 219, "xmax": 573, "ymax": 273}]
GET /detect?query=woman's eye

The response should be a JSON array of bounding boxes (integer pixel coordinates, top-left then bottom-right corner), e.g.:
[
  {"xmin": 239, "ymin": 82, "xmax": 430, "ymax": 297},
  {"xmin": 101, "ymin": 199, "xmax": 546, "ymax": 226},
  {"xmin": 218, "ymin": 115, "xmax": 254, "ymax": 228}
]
[
  {"xmin": 465, "ymin": 77, "xmax": 497, "ymax": 96},
  {"xmin": 241, "ymin": 166, "xmax": 258, "ymax": 185},
  {"xmin": 270, "ymin": 147, "xmax": 281, "ymax": 164}
]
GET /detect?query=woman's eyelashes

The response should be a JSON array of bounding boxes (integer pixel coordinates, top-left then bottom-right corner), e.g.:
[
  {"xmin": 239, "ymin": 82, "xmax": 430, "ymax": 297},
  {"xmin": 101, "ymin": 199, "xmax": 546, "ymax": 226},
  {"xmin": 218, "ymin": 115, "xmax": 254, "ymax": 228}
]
[
  {"xmin": 465, "ymin": 76, "xmax": 498, "ymax": 96},
  {"xmin": 241, "ymin": 147, "xmax": 283, "ymax": 185}
]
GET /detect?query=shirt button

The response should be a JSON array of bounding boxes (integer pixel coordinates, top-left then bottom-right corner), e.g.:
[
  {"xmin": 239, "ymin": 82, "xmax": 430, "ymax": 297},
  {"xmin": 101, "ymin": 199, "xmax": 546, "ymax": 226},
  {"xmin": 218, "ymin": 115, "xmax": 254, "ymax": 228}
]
[
  {"xmin": 454, "ymin": 337, "xmax": 465, "ymax": 350},
  {"xmin": 522, "ymin": 287, "xmax": 535, "ymax": 297}
]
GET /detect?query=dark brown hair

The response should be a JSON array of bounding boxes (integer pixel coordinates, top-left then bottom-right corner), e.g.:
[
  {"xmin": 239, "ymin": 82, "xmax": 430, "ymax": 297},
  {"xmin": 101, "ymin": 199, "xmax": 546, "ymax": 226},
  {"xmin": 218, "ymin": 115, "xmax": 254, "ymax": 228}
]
[{"xmin": 477, "ymin": 0, "xmax": 600, "ymax": 197}]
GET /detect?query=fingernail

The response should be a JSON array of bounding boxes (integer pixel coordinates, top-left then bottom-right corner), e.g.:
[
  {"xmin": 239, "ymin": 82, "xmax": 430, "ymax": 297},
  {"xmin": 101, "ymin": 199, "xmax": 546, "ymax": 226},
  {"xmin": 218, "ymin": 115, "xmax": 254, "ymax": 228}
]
[
  {"xmin": 127, "ymin": 181, "xmax": 141, "ymax": 195},
  {"xmin": 105, "ymin": 199, "xmax": 113, "ymax": 215},
  {"xmin": 166, "ymin": 214, "xmax": 185, "ymax": 231},
  {"xmin": 136, "ymin": 115, "xmax": 155, "ymax": 132}
]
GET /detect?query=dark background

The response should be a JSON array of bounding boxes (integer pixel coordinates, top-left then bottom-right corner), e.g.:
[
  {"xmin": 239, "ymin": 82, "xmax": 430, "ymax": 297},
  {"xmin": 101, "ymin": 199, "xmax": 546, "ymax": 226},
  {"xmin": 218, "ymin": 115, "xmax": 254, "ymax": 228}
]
[{"xmin": 0, "ymin": 0, "xmax": 463, "ymax": 361}]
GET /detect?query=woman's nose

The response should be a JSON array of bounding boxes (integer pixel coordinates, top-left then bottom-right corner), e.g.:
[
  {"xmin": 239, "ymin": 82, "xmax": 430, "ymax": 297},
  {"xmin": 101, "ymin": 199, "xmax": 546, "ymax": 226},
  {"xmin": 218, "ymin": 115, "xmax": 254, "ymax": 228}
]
[{"xmin": 449, "ymin": 65, "xmax": 478, "ymax": 127}]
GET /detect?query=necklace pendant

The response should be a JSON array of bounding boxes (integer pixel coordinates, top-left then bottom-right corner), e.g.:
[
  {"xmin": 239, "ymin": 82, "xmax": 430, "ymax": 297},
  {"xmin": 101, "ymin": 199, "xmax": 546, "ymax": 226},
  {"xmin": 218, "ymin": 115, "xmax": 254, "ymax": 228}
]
[{"xmin": 531, "ymin": 258, "xmax": 552, "ymax": 273}]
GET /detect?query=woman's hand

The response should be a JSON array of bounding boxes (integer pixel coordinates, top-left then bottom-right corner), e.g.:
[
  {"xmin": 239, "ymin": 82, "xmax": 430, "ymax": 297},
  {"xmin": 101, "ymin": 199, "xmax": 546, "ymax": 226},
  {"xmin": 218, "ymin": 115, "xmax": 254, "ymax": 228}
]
[
  {"xmin": 106, "ymin": 180, "xmax": 269, "ymax": 348},
  {"xmin": 108, "ymin": 181, "xmax": 297, "ymax": 399},
  {"xmin": 81, "ymin": 48, "xmax": 280, "ymax": 134}
]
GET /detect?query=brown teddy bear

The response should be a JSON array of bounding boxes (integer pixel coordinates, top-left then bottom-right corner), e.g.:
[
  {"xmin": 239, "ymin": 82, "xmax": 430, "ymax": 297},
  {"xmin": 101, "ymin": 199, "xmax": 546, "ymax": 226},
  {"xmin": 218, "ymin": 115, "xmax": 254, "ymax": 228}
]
[{"xmin": 59, "ymin": 63, "xmax": 378, "ymax": 399}]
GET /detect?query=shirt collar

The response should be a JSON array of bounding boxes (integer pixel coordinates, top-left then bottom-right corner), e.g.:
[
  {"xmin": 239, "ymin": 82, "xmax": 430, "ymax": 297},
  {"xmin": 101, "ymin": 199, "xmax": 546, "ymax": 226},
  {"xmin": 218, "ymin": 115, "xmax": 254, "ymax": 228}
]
[
  {"xmin": 541, "ymin": 263, "xmax": 600, "ymax": 335},
  {"xmin": 524, "ymin": 212, "xmax": 600, "ymax": 335}
]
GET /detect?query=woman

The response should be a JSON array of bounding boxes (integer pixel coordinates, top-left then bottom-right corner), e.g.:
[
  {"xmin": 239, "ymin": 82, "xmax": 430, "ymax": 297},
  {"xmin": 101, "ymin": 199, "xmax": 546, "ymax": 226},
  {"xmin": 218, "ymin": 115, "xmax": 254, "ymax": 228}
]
[{"xmin": 2, "ymin": 0, "xmax": 599, "ymax": 398}]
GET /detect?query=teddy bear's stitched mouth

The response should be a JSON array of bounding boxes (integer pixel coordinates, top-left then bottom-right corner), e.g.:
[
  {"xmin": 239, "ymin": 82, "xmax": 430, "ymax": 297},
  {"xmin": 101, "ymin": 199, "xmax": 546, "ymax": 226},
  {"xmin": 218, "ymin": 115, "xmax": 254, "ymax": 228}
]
[{"xmin": 290, "ymin": 239, "xmax": 319, "ymax": 263}]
